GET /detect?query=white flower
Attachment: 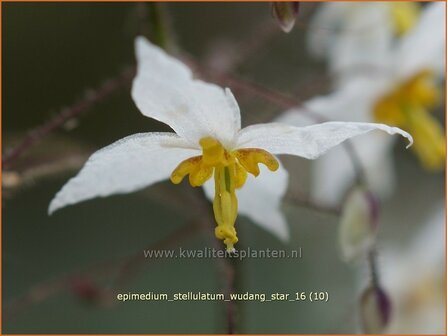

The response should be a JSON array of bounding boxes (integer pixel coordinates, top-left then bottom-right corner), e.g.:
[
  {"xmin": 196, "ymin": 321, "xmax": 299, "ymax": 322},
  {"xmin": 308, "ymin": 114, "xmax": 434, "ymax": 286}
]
[
  {"xmin": 308, "ymin": 2, "xmax": 421, "ymax": 86},
  {"xmin": 382, "ymin": 200, "xmax": 445, "ymax": 333},
  {"xmin": 49, "ymin": 37, "xmax": 412, "ymax": 251},
  {"xmin": 280, "ymin": 2, "xmax": 445, "ymax": 206}
]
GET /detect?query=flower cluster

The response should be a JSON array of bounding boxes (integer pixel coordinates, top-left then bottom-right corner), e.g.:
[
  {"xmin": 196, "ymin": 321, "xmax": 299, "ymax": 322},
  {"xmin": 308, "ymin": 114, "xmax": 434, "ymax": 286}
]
[{"xmin": 280, "ymin": 2, "xmax": 445, "ymax": 205}]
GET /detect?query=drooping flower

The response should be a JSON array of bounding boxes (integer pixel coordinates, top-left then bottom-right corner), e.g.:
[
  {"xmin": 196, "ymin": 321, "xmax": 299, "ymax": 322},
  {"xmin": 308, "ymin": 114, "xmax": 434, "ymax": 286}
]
[
  {"xmin": 49, "ymin": 37, "xmax": 412, "ymax": 251},
  {"xmin": 280, "ymin": 2, "xmax": 444, "ymax": 206}
]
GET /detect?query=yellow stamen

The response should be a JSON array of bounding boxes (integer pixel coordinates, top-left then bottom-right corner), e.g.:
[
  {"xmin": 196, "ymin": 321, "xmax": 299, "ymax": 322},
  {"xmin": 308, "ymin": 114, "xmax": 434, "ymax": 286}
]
[
  {"xmin": 170, "ymin": 137, "xmax": 279, "ymax": 250},
  {"xmin": 213, "ymin": 165, "xmax": 238, "ymax": 252},
  {"xmin": 373, "ymin": 70, "xmax": 445, "ymax": 170},
  {"xmin": 389, "ymin": 2, "xmax": 420, "ymax": 36}
]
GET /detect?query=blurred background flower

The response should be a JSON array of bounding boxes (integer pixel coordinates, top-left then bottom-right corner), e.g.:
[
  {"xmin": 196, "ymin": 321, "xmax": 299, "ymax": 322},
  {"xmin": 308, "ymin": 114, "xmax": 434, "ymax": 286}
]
[
  {"xmin": 279, "ymin": 2, "xmax": 445, "ymax": 206},
  {"xmin": 382, "ymin": 200, "xmax": 445, "ymax": 334}
]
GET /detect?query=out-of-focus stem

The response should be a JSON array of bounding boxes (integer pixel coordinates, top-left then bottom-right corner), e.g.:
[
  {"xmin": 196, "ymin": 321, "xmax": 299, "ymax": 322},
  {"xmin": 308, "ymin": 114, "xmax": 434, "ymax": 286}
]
[
  {"xmin": 342, "ymin": 141, "xmax": 367, "ymax": 185},
  {"xmin": 147, "ymin": 2, "xmax": 175, "ymax": 52},
  {"xmin": 2, "ymin": 67, "xmax": 136, "ymax": 170},
  {"xmin": 3, "ymin": 219, "xmax": 200, "ymax": 321},
  {"xmin": 284, "ymin": 192, "xmax": 340, "ymax": 216},
  {"xmin": 367, "ymin": 248, "xmax": 379, "ymax": 288}
]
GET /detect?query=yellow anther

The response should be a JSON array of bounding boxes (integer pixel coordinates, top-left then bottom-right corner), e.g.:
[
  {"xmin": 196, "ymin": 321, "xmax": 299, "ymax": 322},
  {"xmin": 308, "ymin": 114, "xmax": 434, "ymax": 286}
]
[
  {"xmin": 170, "ymin": 136, "xmax": 278, "ymax": 250},
  {"xmin": 234, "ymin": 149, "xmax": 279, "ymax": 177},
  {"xmin": 373, "ymin": 70, "xmax": 445, "ymax": 170},
  {"xmin": 389, "ymin": 2, "xmax": 420, "ymax": 36}
]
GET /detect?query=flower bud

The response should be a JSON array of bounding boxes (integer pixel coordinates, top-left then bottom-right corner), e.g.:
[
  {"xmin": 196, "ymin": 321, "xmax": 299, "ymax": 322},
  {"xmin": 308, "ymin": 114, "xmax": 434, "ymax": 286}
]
[
  {"xmin": 338, "ymin": 187, "xmax": 378, "ymax": 261},
  {"xmin": 271, "ymin": 2, "xmax": 300, "ymax": 33},
  {"xmin": 360, "ymin": 285, "xmax": 392, "ymax": 333}
]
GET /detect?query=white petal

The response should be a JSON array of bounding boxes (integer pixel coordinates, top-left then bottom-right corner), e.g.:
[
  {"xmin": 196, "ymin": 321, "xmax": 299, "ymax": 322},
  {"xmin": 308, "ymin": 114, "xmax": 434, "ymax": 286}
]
[
  {"xmin": 48, "ymin": 133, "xmax": 199, "ymax": 214},
  {"xmin": 332, "ymin": 4, "xmax": 393, "ymax": 78},
  {"xmin": 394, "ymin": 2, "xmax": 446, "ymax": 80},
  {"xmin": 312, "ymin": 134, "xmax": 396, "ymax": 206},
  {"xmin": 307, "ymin": 2, "xmax": 348, "ymax": 59},
  {"xmin": 132, "ymin": 37, "xmax": 241, "ymax": 147},
  {"xmin": 305, "ymin": 77, "xmax": 389, "ymax": 122},
  {"xmin": 203, "ymin": 163, "xmax": 290, "ymax": 242},
  {"xmin": 308, "ymin": 3, "xmax": 393, "ymax": 77},
  {"xmin": 236, "ymin": 121, "xmax": 412, "ymax": 159},
  {"xmin": 277, "ymin": 76, "xmax": 386, "ymax": 126},
  {"xmin": 277, "ymin": 87, "xmax": 397, "ymax": 206}
]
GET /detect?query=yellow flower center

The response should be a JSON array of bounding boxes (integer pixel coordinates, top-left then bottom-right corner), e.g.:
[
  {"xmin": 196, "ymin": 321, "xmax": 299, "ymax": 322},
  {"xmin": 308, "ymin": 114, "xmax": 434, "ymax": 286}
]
[
  {"xmin": 373, "ymin": 71, "xmax": 445, "ymax": 170},
  {"xmin": 389, "ymin": 2, "xmax": 420, "ymax": 36},
  {"xmin": 170, "ymin": 137, "xmax": 279, "ymax": 251}
]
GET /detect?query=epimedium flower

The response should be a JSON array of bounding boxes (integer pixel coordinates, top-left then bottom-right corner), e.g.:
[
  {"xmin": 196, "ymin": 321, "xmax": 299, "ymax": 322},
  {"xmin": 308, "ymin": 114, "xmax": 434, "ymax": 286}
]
[
  {"xmin": 280, "ymin": 2, "xmax": 444, "ymax": 206},
  {"xmin": 308, "ymin": 1, "xmax": 421, "ymax": 85},
  {"xmin": 49, "ymin": 37, "xmax": 412, "ymax": 251}
]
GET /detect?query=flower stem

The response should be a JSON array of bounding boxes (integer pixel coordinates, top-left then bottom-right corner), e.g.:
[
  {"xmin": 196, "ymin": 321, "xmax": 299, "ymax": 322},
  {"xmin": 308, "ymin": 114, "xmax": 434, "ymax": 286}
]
[{"xmin": 367, "ymin": 247, "xmax": 379, "ymax": 288}]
